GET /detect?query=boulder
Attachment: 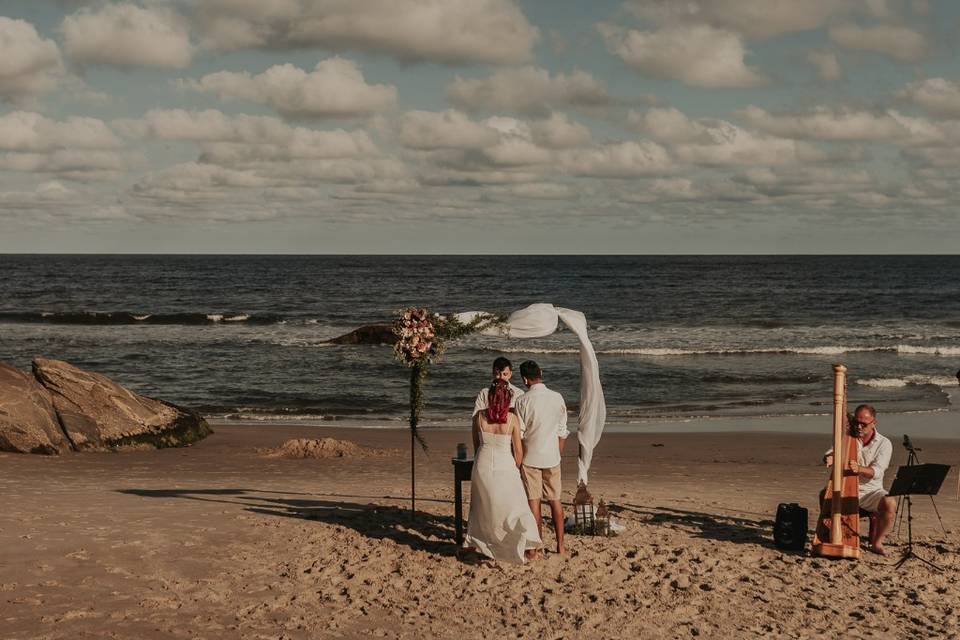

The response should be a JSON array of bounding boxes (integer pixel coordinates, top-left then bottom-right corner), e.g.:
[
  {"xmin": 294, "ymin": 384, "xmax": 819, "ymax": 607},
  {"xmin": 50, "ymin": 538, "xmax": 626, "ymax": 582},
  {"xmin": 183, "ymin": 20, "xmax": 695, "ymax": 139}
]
[
  {"xmin": 31, "ymin": 358, "xmax": 211, "ymax": 451},
  {"xmin": 327, "ymin": 324, "xmax": 395, "ymax": 345},
  {"xmin": 0, "ymin": 363, "xmax": 71, "ymax": 454}
]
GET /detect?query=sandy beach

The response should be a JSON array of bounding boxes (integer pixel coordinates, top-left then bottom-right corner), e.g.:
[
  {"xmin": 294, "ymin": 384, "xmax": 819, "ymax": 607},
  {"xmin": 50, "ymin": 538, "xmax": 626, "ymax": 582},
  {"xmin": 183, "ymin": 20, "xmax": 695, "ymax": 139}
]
[{"xmin": 1, "ymin": 414, "xmax": 958, "ymax": 640}]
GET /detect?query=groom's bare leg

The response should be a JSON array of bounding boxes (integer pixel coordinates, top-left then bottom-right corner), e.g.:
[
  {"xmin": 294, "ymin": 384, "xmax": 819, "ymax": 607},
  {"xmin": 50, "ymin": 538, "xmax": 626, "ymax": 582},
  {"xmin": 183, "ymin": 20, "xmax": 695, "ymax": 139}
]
[{"xmin": 548, "ymin": 500, "xmax": 565, "ymax": 554}]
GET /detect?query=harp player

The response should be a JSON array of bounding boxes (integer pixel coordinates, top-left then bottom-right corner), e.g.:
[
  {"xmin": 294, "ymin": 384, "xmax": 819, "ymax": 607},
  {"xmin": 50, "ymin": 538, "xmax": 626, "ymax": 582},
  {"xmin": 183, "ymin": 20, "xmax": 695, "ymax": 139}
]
[{"xmin": 823, "ymin": 404, "xmax": 895, "ymax": 555}]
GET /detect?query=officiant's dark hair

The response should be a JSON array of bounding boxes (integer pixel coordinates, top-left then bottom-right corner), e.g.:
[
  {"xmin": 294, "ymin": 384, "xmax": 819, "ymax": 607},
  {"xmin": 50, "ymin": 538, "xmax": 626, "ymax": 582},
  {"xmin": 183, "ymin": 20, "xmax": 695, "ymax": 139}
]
[
  {"xmin": 492, "ymin": 357, "xmax": 512, "ymax": 373},
  {"xmin": 519, "ymin": 360, "xmax": 542, "ymax": 381}
]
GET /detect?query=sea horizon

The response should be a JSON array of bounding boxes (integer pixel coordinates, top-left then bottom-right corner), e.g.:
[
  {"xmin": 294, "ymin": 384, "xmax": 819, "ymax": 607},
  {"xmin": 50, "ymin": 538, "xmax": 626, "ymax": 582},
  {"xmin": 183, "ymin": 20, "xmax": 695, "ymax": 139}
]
[{"xmin": 3, "ymin": 254, "xmax": 958, "ymax": 427}]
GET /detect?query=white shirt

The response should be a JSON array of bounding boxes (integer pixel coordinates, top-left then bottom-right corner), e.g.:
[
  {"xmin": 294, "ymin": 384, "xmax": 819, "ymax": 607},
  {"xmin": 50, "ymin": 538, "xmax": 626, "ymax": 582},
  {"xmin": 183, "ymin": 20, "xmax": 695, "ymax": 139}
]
[
  {"xmin": 514, "ymin": 382, "xmax": 568, "ymax": 468},
  {"xmin": 472, "ymin": 382, "xmax": 524, "ymax": 416},
  {"xmin": 825, "ymin": 429, "xmax": 893, "ymax": 498},
  {"xmin": 857, "ymin": 430, "xmax": 892, "ymax": 496}
]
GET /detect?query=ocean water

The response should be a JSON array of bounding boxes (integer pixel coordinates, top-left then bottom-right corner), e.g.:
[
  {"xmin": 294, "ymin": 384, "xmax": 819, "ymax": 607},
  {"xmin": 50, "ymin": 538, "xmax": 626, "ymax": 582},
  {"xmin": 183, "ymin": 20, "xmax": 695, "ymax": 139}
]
[{"xmin": 1, "ymin": 255, "xmax": 958, "ymax": 429}]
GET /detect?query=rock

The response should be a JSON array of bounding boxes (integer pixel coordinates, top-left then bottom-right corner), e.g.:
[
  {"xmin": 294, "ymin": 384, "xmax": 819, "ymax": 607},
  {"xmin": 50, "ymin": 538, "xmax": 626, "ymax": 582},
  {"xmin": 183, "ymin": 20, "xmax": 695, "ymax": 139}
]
[
  {"xmin": 327, "ymin": 324, "xmax": 395, "ymax": 345},
  {"xmin": 0, "ymin": 363, "xmax": 71, "ymax": 454},
  {"xmin": 31, "ymin": 358, "xmax": 211, "ymax": 451}
]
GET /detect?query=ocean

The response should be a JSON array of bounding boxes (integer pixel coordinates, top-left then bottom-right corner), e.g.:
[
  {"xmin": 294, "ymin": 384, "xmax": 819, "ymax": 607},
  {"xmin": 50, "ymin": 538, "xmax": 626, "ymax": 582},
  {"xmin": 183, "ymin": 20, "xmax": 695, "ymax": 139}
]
[{"xmin": 1, "ymin": 255, "xmax": 958, "ymax": 429}]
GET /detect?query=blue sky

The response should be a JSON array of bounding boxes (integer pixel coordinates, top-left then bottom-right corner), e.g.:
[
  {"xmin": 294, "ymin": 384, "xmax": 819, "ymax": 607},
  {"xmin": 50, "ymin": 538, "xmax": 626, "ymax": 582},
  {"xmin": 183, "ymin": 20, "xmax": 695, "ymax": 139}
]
[{"xmin": 1, "ymin": 0, "xmax": 959, "ymax": 253}]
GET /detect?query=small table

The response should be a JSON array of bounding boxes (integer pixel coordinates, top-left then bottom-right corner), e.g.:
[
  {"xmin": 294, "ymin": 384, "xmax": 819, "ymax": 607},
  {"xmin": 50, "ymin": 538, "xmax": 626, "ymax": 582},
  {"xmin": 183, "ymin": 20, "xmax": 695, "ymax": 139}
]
[{"xmin": 452, "ymin": 457, "xmax": 474, "ymax": 547}]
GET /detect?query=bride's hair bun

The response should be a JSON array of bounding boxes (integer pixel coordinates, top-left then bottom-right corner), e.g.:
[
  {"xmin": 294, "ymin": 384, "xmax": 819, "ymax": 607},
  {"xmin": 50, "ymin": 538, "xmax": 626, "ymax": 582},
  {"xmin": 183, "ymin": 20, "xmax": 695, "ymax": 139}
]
[{"xmin": 485, "ymin": 379, "xmax": 511, "ymax": 424}]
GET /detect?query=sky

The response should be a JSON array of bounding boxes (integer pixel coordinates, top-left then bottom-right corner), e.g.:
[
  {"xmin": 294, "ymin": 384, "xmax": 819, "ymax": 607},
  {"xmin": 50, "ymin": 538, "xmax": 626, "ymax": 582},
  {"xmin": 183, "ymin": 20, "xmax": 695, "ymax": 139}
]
[{"xmin": 1, "ymin": 0, "xmax": 959, "ymax": 254}]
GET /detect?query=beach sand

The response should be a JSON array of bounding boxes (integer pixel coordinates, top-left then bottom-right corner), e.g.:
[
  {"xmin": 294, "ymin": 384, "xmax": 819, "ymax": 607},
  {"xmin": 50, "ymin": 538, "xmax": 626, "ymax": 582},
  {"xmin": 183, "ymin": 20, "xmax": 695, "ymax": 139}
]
[{"xmin": 2, "ymin": 417, "xmax": 959, "ymax": 639}]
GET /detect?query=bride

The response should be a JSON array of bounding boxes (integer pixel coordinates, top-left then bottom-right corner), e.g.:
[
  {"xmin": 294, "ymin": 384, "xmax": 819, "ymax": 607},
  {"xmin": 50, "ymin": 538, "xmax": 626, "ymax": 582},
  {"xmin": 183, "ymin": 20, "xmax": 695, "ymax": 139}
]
[{"xmin": 463, "ymin": 379, "xmax": 542, "ymax": 563}]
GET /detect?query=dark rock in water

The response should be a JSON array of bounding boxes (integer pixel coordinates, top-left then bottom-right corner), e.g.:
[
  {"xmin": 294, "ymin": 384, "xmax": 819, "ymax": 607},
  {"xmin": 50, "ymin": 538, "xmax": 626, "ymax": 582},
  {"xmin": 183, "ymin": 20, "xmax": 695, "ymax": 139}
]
[
  {"xmin": 30, "ymin": 358, "xmax": 211, "ymax": 452},
  {"xmin": 0, "ymin": 363, "xmax": 72, "ymax": 455},
  {"xmin": 327, "ymin": 324, "xmax": 395, "ymax": 345}
]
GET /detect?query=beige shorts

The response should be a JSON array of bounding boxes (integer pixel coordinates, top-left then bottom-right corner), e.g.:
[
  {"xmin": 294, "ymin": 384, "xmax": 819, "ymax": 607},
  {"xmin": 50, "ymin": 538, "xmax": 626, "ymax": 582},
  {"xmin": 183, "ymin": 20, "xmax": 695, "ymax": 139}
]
[
  {"xmin": 860, "ymin": 488, "xmax": 888, "ymax": 513},
  {"xmin": 521, "ymin": 464, "xmax": 561, "ymax": 502}
]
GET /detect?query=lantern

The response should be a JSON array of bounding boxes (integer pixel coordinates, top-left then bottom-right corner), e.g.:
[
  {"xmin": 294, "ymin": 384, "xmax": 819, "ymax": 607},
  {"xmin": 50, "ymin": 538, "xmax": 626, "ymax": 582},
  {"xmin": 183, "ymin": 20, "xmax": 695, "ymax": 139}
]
[
  {"xmin": 595, "ymin": 499, "xmax": 610, "ymax": 536},
  {"xmin": 573, "ymin": 481, "xmax": 595, "ymax": 534}
]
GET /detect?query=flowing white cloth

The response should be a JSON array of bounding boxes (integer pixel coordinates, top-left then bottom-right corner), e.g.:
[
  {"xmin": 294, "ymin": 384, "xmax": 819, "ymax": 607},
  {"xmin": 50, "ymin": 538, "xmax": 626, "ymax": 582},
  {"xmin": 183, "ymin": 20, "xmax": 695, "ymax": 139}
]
[
  {"xmin": 463, "ymin": 430, "xmax": 542, "ymax": 563},
  {"xmin": 455, "ymin": 303, "xmax": 606, "ymax": 484}
]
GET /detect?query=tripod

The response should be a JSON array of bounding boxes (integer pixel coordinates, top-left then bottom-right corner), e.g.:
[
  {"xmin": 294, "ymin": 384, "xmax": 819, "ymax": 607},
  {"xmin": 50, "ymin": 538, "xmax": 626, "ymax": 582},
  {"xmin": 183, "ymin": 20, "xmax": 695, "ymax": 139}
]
[
  {"xmin": 891, "ymin": 436, "xmax": 948, "ymax": 571},
  {"xmin": 894, "ymin": 439, "xmax": 947, "ymax": 539}
]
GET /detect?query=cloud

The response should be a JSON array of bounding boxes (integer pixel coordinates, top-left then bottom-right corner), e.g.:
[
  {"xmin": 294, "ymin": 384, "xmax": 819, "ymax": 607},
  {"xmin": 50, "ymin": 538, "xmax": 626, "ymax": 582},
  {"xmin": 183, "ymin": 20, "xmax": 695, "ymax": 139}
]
[
  {"xmin": 624, "ymin": 0, "xmax": 857, "ymax": 40},
  {"xmin": 734, "ymin": 166, "xmax": 875, "ymax": 196},
  {"xmin": 398, "ymin": 110, "xmax": 499, "ymax": 150},
  {"xmin": 529, "ymin": 113, "xmax": 591, "ymax": 149},
  {"xmin": 828, "ymin": 24, "xmax": 928, "ymax": 62},
  {"xmin": 559, "ymin": 141, "xmax": 672, "ymax": 177},
  {"xmin": 119, "ymin": 109, "xmax": 382, "ymax": 173},
  {"xmin": 0, "ymin": 17, "xmax": 64, "ymax": 104},
  {"xmin": 630, "ymin": 107, "xmax": 836, "ymax": 166},
  {"xmin": 192, "ymin": 0, "xmax": 538, "ymax": 65},
  {"xmin": 483, "ymin": 182, "xmax": 577, "ymax": 200},
  {"xmin": 0, "ymin": 111, "xmax": 126, "ymax": 181},
  {"xmin": 61, "ymin": 3, "xmax": 192, "ymax": 69},
  {"xmin": 598, "ymin": 23, "xmax": 767, "ymax": 88},
  {"xmin": 738, "ymin": 106, "xmax": 909, "ymax": 141},
  {"xmin": 180, "ymin": 58, "xmax": 397, "ymax": 119},
  {"xmin": 807, "ymin": 50, "xmax": 842, "ymax": 81},
  {"xmin": 446, "ymin": 66, "xmax": 610, "ymax": 115},
  {"xmin": 0, "ymin": 111, "xmax": 122, "ymax": 152},
  {"xmin": 897, "ymin": 78, "xmax": 960, "ymax": 118}
]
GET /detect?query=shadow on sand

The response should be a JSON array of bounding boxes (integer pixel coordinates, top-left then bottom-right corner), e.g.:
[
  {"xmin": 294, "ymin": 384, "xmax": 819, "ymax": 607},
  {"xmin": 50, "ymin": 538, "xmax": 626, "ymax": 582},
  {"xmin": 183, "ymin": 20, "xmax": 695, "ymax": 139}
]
[
  {"xmin": 119, "ymin": 488, "xmax": 464, "ymax": 558},
  {"xmin": 613, "ymin": 503, "xmax": 777, "ymax": 548}
]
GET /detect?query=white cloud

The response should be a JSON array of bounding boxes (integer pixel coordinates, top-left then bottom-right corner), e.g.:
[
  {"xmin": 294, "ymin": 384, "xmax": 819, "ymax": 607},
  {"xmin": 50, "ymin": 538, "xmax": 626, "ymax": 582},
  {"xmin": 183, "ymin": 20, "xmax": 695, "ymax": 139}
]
[
  {"xmin": 738, "ymin": 106, "xmax": 908, "ymax": 141},
  {"xmin": 828, "ymin": 24, "xmax": 928, "ymax": 62},
  {"xmin": 627, "ymin": 107, "xmax": 718, "ymax": 144},
  {"xmin": 529, "ymin": 113, "xmax": 591, "ymax": 149},
  {"xmin": 634, "ymin": 108, "xmax": 833, "ymax": 166},
  {"xmin": 0, "ymin": 17, "xmax": 64, "ymax": 104},
  {"xmin": 446, "ymin": 66, "xmax": 610, "ymax": 115},
  {"xmin": 898, "ymin": 78, "xmax": 960, "ymax": 118},
  {"xmin": 398, "ymin": 110, "xmax": 499, "ymax": 150},
  {"xmin": 61, "ymin": 3, "xmax": 192, "ymax": 69},
  {"xmin": 0, "ymin": 111, "xmax": 121, "ymax": 152},
  {"xmin": 625, "ymin": 0, "xmax": 857, "ymax": 40},
  {"xmin": 734, "ymin": 167, "xmax": 875, "ymax": 196},
  {"xmin": 484, "ymin": 182, "xmax": 577, "ymax": 200},
  {"xmin": 559, "ymin": 141, "xmax": 672, "ymax": 178},
  {"xmin": 192, "ymin": 0, "xmax": 538, "ymax": 65},
  {"xmin": 181, "ymin": 58, "xmax": 397, "ymax": 119},
  {"xmin": 598, "ymin": 23, "xmax": 766, "ymax": 88},
  {"xmin": 0, "ymin": 111, "xmax": 126, "ymax": 181},
  {"xmin": 807, "ymin": 50, "xmax": 843, "ymax": 81}
]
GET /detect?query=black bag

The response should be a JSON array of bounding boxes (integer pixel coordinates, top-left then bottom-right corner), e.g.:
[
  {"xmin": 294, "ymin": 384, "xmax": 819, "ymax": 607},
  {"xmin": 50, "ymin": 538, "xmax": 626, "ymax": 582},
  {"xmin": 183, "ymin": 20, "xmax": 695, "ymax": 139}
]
[{"xmin": 773, "ymin": 503, "xmax": 808, "ymax": 551}]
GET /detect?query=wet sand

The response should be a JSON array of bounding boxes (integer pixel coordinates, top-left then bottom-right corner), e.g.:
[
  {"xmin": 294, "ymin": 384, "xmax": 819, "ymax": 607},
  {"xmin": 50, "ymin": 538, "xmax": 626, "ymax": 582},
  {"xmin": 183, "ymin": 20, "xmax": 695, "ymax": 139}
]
[{"xmin": 1, "ymin": 419, "xmax": 959, "ymax": 639}]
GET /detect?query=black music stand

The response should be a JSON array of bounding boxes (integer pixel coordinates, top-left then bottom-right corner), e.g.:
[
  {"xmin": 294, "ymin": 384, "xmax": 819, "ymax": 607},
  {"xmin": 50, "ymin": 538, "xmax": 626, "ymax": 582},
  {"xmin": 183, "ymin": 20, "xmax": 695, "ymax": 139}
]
[{"xmin": 887, "ymin": 463, "xmax": 950, "ymax": 571}]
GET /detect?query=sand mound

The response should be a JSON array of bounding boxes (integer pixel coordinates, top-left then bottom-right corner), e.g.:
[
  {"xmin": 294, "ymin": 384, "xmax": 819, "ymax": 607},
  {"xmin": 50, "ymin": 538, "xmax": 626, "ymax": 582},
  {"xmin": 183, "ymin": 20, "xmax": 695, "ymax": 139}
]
[{"xmin": 261, "ymin": 438, "xmax": 395, "ymax": 459}]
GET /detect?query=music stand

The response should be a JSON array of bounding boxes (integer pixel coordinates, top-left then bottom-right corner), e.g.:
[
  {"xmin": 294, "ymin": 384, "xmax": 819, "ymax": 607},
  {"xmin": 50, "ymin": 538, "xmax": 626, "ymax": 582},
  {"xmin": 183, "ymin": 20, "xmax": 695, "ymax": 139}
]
[{"xmin": 888, "ymin": 463, "xmax": 951, "ymax": 570}]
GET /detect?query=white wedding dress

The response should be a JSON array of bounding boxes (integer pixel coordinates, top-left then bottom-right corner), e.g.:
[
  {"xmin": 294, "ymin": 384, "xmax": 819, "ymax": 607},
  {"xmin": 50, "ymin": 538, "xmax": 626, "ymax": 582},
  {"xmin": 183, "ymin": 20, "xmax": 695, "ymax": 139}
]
[{"xmin": 464, "ymin": 429, "xmax": 541, "ymax": 564}]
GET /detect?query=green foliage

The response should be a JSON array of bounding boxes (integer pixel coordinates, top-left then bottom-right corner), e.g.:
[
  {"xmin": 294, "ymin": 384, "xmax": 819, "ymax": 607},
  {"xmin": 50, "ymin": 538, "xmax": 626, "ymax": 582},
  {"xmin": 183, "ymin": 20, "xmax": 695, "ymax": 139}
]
[{"xmin": 395, "ymin": 309, "xmax": 504, "ymax": 450}]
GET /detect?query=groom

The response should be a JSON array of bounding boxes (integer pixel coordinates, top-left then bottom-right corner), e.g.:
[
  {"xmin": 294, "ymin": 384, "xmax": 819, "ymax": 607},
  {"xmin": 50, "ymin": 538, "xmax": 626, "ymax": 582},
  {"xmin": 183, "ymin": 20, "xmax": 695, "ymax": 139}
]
[{"xmin": 514, "ymin": 360, "xmax": 568, "ymax": 556}]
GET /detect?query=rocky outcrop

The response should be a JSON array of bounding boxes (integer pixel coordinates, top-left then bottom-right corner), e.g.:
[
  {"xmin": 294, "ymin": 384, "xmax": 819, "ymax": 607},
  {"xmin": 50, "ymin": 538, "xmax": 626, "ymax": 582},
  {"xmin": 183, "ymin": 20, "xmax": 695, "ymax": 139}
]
[
  {"xmin": 30, "ymin": 358, "xmax": 211, "ymax": 452},
  {"xmin": 0, "ymin": 363, "xmax": 72, "ymax": 454},
  {"xmin": 327, "ymin": 324, "xmax": 395, "ymax": 345},
  {"xmin": 0, "ymin": 358, "xmax": 211, "ymax": 454}
]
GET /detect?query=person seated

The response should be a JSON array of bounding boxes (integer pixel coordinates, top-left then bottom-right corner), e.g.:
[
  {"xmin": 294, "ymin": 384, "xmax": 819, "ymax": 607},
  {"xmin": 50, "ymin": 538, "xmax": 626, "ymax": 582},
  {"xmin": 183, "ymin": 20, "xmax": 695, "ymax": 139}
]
[{"xmin": 824, "ymin": 404, "xmax": 895, "ymax": 555}]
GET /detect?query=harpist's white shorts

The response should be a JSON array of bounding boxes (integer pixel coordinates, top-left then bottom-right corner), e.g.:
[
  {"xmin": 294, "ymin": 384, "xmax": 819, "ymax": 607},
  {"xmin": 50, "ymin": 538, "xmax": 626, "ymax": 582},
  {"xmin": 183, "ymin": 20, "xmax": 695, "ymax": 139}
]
[{"xmin": 860, "ymin": 488, "xmax": 888, "ymax": 513}]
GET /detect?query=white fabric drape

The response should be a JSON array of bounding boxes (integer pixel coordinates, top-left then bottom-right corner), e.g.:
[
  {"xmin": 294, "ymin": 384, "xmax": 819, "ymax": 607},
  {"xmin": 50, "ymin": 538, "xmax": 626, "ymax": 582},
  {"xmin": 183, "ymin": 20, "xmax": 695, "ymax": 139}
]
[{"xmin": 455, "ymin": 303, "xmax": 606, "ymax": 484}]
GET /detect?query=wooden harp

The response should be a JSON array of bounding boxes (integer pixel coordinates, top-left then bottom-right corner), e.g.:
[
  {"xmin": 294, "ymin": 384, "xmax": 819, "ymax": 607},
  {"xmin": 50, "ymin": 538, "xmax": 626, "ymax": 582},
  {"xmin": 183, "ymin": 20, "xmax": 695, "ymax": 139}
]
[{"xmin": 811, "ymin": 364, "xmax": 860, "ymax": 559}]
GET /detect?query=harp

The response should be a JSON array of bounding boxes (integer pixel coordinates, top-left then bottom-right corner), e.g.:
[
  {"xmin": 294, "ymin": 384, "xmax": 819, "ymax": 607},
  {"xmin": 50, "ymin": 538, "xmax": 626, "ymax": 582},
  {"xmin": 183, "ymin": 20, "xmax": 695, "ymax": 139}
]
[{"xmin": 811, "ymin": 364, "xmax": 861, "ymax": 559}]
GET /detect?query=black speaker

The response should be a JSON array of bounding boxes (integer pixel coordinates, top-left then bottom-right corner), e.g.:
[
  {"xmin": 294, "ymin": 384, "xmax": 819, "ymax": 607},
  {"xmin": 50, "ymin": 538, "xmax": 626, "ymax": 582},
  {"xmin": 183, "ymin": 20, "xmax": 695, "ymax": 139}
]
[{"xmin": 774, "ymin": 503, "xmax": 808, "ymax": 551}]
